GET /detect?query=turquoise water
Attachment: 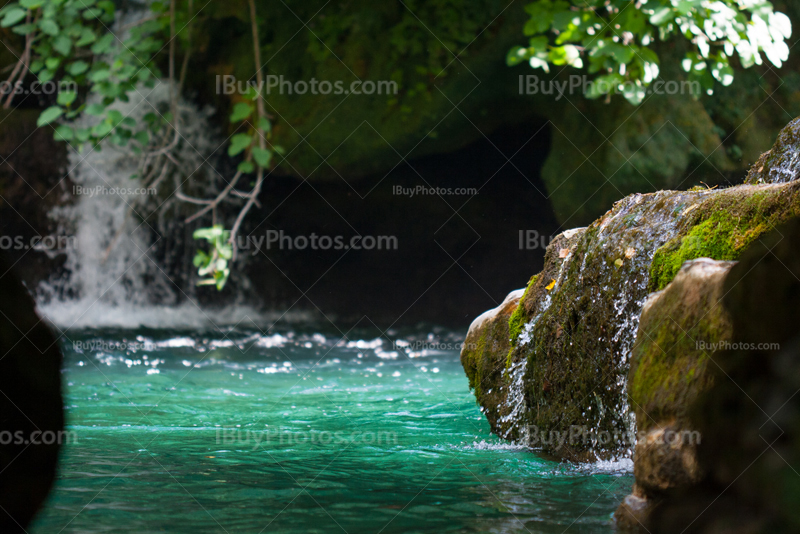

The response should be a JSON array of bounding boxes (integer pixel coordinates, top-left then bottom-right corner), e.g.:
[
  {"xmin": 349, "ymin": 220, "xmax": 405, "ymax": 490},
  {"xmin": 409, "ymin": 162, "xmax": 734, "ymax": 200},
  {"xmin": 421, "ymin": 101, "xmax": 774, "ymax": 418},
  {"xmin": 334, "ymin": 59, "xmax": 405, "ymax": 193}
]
[{"xmin": 32, "ymin": 327, "xmax": 632, "ymax": 533}]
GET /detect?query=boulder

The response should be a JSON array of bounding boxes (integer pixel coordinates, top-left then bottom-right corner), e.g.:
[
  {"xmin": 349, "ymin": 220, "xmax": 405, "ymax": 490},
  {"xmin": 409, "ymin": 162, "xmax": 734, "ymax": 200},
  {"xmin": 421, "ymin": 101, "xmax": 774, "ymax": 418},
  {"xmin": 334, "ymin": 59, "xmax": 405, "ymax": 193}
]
[
  {"xmin": 462, "ymin": 119, "xmax": 800, "ymax": 461},
  {"xmin": 0, "ymin": 254, "xmax": 64, "ymax": 532},
  {"xmin": 646, "ymin": 217, "xmax": 800, "ymax": 533},
  {"xmin": 616, "ymin": 258, "xmax": 735, "ymax": 528}
]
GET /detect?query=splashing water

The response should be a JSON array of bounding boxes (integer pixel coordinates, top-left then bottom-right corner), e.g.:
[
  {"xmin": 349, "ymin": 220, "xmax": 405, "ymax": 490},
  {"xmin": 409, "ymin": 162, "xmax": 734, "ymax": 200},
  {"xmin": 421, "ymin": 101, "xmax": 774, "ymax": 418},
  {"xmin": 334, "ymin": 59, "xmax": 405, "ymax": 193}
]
[{"xmin": 35, "ymin": 84, "xmax": 281, "ymax": 329}]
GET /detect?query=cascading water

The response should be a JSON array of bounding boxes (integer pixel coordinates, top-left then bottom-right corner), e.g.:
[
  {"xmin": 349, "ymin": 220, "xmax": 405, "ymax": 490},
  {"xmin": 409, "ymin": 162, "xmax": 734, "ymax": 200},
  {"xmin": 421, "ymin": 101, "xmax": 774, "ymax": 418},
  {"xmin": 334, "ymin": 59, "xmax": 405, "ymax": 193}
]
[{"xmin": 36, "ymin": 84, "xmax": 269, "ymax": 329}]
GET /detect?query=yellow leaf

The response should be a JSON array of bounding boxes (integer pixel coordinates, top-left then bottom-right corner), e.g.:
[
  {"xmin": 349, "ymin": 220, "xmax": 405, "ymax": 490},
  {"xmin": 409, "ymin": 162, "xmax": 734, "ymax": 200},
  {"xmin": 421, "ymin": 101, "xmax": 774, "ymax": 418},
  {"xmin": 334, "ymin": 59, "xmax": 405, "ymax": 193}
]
[{"xmin": 545, "ymin": 279, "xmax": 556, "ymax": 291}]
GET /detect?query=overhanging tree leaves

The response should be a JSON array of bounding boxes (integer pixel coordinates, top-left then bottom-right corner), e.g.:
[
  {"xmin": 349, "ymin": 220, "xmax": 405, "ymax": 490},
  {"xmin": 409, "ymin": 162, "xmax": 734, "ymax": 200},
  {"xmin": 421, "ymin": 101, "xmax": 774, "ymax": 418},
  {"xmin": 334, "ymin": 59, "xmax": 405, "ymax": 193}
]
[{"xmin": 509, "ymin": 0, "xmax": 792, "ymax": 104}]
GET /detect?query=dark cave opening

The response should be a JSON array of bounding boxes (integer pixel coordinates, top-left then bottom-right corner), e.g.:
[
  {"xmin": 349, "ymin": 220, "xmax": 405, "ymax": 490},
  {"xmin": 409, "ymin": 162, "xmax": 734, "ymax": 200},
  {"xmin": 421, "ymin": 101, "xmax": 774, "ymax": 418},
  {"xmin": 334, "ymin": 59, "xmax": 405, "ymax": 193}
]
[{"xmin": 246, "ymin": 117, "xmax": 559, "ymax": 328}]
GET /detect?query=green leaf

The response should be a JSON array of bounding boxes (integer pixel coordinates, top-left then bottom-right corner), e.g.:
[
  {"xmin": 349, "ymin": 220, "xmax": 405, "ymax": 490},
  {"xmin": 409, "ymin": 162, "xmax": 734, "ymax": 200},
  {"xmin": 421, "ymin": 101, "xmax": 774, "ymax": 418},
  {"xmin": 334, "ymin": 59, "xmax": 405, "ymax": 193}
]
[
  {"xmin": 57, "ymin": 91, "xmax": 77, "ymax": 106},
  {"xmin": 39, "ymin": 18, "xmax": 59, "ymax": 36},
  {"xmin": 37, "ymin": 106, "xmax": 64, "ymax": 127},
  {"xmin": 192, "ymin": 250, "xmax": 209, "ymax": 267},
  {"xmin": 237, "ymin": 160, "xmax": 255, "ymax": 174},
  {"xmin": 19, "ymin": 0, "xmax": 43, "ymax": 8},
  {"xmin": 89, "ymin": 69, "xmax": 110, "ymax": 82},
  {"xmin": 53, "ymin": 35, "xmax": 72, "ymax": 56},
  {"xmin": 68, "ymin": 60, "xmax": 90, "ymax": 76},
  {"xmin": 91, "ymin": 33, "xmax": 114, "ymax": 54},
  {"xmin": 91, "ymin": 121, "xmax": 113, "ymax": 137},
  {"xmin": 193, "ymin": 226, "xmax": 225, "ymax": 241},
  {"xmin": 75, "ymin": 27, "xmax": 96, "ymax": 47},
  {"xmin": 134, "ymin": 130, "xmax": 150, "ymax": 145},
  {"xmin": 258, "ymin": 117, "xmax": 272, "ymax": 133},
  {"xmin": 85, "ymin": 103, "xmax": 105, "ymax": 116},
  {"xmin": 252, "ymin": 147, "xmax": 272, "ymax": 168},
  {"xmin": 650, "ymin": 7, "xmax": 673, "ymax": 26},
  {"xmin": 12, "ymin": 22, "xmax": 36, "ymax": 35},
  {"xmin": 228, "ymin": 133, "xmax": 252, "ymax": 156},
  {"xmin": 230, "ymin": 102, "xmax": 254, "ymax": 123},
  {"xmin": 1, "ymin": 8, "xmax": 27, "ymax": 28},
  {"xmin": 54, "ymin": 124, "xmax": 74, "ymax": 141}
]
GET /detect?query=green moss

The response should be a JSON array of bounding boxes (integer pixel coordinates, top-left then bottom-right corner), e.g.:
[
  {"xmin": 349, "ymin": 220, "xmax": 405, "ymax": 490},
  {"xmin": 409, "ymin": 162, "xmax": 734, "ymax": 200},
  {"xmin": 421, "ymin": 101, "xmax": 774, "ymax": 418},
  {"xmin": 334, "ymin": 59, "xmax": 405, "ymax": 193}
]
[
  {"xmin": 630, "ymin": 263, "xmax": 733, "ymax": 430},
  {"xmin": 649, "ymin": 185, "xmax": 800, "ymax": 292},
  {"xmin": 463, "ymin": 328, "xmax": 488, "ymax": 397},
  {"xmin": 508, "ymin": 274, "xmax": 539, "ymax": 343}
]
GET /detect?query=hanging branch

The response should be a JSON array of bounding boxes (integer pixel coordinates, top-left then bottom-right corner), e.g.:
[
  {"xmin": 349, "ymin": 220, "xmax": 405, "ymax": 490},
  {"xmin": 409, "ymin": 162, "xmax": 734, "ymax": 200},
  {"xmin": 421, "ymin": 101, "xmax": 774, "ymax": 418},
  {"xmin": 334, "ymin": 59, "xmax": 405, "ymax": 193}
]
[{"xmin": 228, "ymin": 0, "xmax": 267, "ymax": 261}]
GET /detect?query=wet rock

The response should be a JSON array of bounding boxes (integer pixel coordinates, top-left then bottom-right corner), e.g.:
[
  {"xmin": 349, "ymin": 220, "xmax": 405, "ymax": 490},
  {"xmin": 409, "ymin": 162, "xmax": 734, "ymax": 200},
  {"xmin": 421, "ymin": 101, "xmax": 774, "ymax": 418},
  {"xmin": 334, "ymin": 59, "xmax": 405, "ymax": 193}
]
[
  {"xmin": 0, "ymin": 254, "xmax": 64, "ymax": 532},
  {"xmin": 461, "ymin": 288, "xmax": 525, "ymax": 431},
  {"xmin": 616, "ymin": 259, "xmax": 734, "ymax": 526},
  {"xmin": 463, "ymin": 178, "xmax": 800, "ymax": 461},
  {"xmin": 745, "ymin": 116, "xmax": 800, "ymax": 185},
  {"xmin": 646, "ymin": 218, "xmax": 800, "ymax": 533}
]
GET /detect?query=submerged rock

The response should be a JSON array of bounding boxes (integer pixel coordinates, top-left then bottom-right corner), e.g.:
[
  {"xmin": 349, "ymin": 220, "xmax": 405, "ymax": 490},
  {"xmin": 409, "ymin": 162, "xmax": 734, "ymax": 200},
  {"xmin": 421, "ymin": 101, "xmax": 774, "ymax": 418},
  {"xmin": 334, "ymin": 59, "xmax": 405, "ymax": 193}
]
[
  {"xmin": 462, "ymin": 117, "xmax": 800, "ymax": 461},
  {"xmin": 0, "ymin": 255, "xmax": 64, "ymax": 532}
]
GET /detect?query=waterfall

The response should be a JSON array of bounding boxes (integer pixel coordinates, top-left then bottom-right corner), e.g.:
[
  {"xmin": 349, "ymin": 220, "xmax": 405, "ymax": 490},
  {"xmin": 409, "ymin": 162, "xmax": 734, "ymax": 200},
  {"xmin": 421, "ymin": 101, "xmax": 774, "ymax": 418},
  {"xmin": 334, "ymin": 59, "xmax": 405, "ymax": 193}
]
[{"xmin": 35, "ymin": 83, "xmax": 269, "ymax": 329}]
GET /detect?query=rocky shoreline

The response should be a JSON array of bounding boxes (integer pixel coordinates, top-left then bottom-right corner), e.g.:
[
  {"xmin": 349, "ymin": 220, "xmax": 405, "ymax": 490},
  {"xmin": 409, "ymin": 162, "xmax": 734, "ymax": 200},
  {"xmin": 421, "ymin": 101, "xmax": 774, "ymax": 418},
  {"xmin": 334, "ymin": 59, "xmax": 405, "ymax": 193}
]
[{"xmin": 462, "ymin": 117, "xmax": 800, "ymax": 531}]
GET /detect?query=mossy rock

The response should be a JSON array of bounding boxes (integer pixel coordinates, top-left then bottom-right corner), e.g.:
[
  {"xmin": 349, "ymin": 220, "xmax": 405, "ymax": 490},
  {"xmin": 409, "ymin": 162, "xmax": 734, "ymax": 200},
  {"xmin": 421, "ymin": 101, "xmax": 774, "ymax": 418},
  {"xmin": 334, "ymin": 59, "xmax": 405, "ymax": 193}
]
[
  {"xmin": 745, "ymin": 116, "xmax": 800, "ymax": 185},
  {"xmin": 649, "ymin": 180, "xmax": 800, "ymax": 292},
  {"xmin": 461, "ymin": 288, "xmax": 524, "ymax": 430},
  {"xmin": 630, "ymin": 259, "xmax": 734, "ymax": 433},
  {"xmin": 465, "ymin": 178, "xmax": 800, "ymax": 461},
  {"xmin": 647, "ymin": 218, "xmax": 800, "ymax": 533}
]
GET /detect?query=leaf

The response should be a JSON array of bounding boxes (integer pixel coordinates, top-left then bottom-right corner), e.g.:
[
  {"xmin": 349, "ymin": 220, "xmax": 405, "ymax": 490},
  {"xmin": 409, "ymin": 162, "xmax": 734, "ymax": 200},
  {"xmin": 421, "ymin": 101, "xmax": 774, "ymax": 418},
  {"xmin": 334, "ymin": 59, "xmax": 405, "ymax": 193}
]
[
  {"xmin": 12, "ymin": 22, "xmax": 36, "ymax": 35},
  {"xmin": 192, "ymin": 250, "xmax": 209, "ymax": 267},
  {"xmin": 37, "ymin": 106, "xmax": 63, "ymax": 127},
  {"xmin": 1, "ymin": 8, "xmax": 27, "ymax": 28},
  {"xmin": 53, "ymin": 35, "xmax": 72, "ymax": 56},
  {"xmin": 67, "ymin": 60, "xmax": 90, "ymax": 76},
  {"xmin": 650, "ymin": 7, "xmax": 672, "ymax": 26},
  {"xmin": 54, "ymin": 125, "xmax": 74, "ymax": 141},
  {"xmin": 89, "ymin": 69, "xmax": 110, "ymax": 82},
  {"xmin": 258, "ymin": 117, "xmax": 272, "ymax": 133},
  {"xmin": 228, "ymin": 133, "xmax": 252, "ymax": 156},
  {"xmin": 57, "ymin": 91, "xmax": 77, "ymax": 106},
  {"xmin": 230, "ymin": 102, "xmax": 253, "ymax": 123},
  {"xmin": 193, "ymin": 226, "xmax": 225, "ymax": 241},
  {"xmin": 85, "ymin": 103, "xmax": 105, "ymax": 116},
  {"xmin": 39, "ymin": 18, "xmax": 59, "ymax": 36},
  {"xmin": 134, "ymin": 130, "xmax": 149, "ymax": 145},
  {"xmin": 91, "ymin": 33, "xmax": 114, "ymax": 54},
  {"xmin": 252, "ymin": 147, "xmax": 272, "ymax": 168},
  {"xmin": 545, "ymin": 279, "xmax": 556, "ymax": 291},
  {"xmin": 237, "ymin": 160, "xmax": 255, "ymax": 174}
]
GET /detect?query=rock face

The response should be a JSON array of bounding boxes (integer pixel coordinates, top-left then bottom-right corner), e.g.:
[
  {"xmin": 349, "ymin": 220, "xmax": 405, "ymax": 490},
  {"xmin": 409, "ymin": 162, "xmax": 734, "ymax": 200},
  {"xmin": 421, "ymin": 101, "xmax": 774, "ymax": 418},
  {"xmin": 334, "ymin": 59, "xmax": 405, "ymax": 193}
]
[
  {"xmin": 745, "ymin": 116, "xmax": 800, "ymax": 185},
  {"xmin": 200, "ymin": 1, "xmax": 800, "ymax": 228},
  {"xmin": 461, "ymin": 117, "xmax": 800, "ymax": 462},
  {"xmin": 616, "ymin": 258, "xmax": 735, "ymax": 529},
  {"xmin": 0, "ymin": 254, "xmax": 64, "ymax": 532},
  {"xmin": 645, "ymin": 218, "xmax": 800, "ymax": 533}
]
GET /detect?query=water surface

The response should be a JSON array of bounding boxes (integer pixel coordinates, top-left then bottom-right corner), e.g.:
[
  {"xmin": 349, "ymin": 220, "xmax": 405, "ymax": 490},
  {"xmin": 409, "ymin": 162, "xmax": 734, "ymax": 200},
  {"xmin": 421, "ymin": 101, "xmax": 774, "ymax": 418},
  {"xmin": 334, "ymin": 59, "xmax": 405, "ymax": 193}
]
[{"xmin": 32, "ymin": 327, "xmax": 632, "ymax": 533}]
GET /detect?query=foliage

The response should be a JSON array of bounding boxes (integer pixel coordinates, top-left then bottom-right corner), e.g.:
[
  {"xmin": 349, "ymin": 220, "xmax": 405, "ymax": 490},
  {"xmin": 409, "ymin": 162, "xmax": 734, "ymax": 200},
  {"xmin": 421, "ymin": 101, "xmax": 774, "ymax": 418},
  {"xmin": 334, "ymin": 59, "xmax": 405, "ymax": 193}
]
[
  {"xmin": 0, "ymin": 0, "xmax": 169, "ymax": 146},
  {"xmin": 508, "ymin": 0, "xmax": 792, "ymax": 104},
  {"xmin": 192, "ymin": 225, "xmax": 232, "ymax": 290},
  {"xmin": 1, "ymin": 0, "xmax": 277, "ymax": 291}
]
